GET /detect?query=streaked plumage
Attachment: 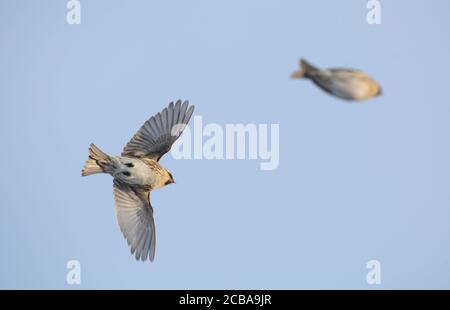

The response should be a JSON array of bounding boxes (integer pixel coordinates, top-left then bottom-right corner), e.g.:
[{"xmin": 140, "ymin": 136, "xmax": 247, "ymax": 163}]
[
  {"xmin": 82, "ymin": 100, "xmax": 194, "ymax": 262},
  {"xmin": 291, "ymin": 58, "xmax": 382, "ymax": 101}
]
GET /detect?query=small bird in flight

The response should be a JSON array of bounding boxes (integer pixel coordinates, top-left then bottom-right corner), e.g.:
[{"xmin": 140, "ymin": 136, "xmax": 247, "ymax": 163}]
[
  {"xmin": 291, "ymin": 58, "xmax": 382, "ymax": 101},
  {"xmin": 82, "ymin": 100, "xmax": 195, "ymax": 262}
]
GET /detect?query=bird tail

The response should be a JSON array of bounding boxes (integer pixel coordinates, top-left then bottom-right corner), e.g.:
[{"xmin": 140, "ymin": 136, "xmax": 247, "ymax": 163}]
[
  {"xmin": 291, "ymin": 58, "xmax": 318, "ymax": 79},
  {"xmin": 81, "ymin": 144, "xmax": 110, "ymax": 176}
]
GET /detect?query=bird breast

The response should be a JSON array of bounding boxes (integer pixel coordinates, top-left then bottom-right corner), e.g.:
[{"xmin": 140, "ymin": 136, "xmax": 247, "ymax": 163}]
[
  {"xmin": 327, "ymin": 71, "xmax": 379, "ymax": 100},
  {"xmin": 112, "ymin": 157, "xmax": 156, "ymax": 187}
]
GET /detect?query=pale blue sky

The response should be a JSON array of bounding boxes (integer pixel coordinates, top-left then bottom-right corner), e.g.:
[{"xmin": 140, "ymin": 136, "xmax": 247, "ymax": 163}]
[{"xmin": 1, "ymin": 0, "xmax": 450, "ymax": 289}]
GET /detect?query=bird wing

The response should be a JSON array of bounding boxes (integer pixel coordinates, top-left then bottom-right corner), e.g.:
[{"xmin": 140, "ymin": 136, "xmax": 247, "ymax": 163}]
[
  {"xmin": 329, "ymin": 68, "xmax": 360, "ymax": 74},
  {"xmin": 113, "ymin": 180, "xmax": 156, "ymax": 262},
  {"xmin": 309, "ymin": 72, "xmax": 336, "ymax": 96},
  {"xmin": 122, "ymin": 100, "xmax": 195, "ymax": 161}
]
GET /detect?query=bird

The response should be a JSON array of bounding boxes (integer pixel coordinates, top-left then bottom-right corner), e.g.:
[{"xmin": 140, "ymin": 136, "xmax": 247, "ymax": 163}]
[
  {"xmin": 291, "ymin": 58, "xmax": 382, "ymax": 101},
  {"xmin": 81, "ymin": 100, "xmax": 195, "ymax": 262}
]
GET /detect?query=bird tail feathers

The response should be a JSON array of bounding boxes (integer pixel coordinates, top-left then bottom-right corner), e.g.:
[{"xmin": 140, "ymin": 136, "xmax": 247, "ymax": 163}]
[
  {"xmin": 291, "ymin": 58, "xmax": 318, "ymax": 79},
  {"xmin": 81, "ymin": 144, "xmax": 110, "ymax": 176}
]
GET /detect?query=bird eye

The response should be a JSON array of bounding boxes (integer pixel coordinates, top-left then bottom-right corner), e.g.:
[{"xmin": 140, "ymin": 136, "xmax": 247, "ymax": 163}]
[
  {"xmin": 122, "ymin": 171, "xmax": 131, "ymax": 177},
  {"xmin": 125, "ymin": 163, "xmax": 134, "ymax": 168}
]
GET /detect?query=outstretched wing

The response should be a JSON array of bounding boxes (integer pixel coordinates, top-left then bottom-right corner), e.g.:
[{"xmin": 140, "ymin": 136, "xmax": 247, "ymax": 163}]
[
  {"xmin": 113, "ymin": 180, "xmax": 156, "ymax": 262},
  {"xmin": 122, "ymin": 100, "xmax": 195, "ymax": 161}
]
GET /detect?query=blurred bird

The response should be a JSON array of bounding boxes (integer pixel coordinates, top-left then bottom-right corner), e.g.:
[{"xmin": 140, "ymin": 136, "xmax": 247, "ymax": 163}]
[
  {"xmin": 291, "ymin": 58, "xmax": 382, "ymax": 101},
  {"xmin": 82, "ymin": 100, "xmax": 195, "ymax": 262}
]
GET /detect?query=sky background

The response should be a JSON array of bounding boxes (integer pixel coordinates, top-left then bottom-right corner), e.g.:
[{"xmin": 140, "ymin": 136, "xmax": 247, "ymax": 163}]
[{"xmin": 1, "ymin": 0, "xmax": 450, "ymax": 289}]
